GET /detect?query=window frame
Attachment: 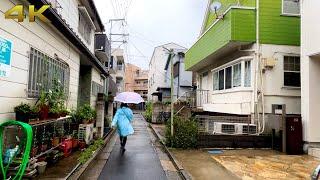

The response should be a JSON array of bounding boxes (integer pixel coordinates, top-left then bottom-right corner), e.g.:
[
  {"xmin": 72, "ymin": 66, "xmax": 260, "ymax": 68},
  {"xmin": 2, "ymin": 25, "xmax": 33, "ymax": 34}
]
[
  {"xmin": 283, "ymin": 55, "xmax": 301, "ymax": 88},
  {"xmin": 281, "ymin": 0, "xmax": 300, "ymax": 16},
  {"xmin": 212, "ymin": 58, "xmax": 252, "ymax": 92},
  {"xmin": 27, "ymin": 47, "xmax": 70, "ymax": 98}
]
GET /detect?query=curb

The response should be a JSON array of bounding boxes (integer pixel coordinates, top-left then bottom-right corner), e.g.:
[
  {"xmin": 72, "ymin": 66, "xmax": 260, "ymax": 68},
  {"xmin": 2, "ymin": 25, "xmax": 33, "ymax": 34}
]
[
  {"xmin": 66, "ymin": 129, "xmax": 116, "ymax": 180},
  {"xmin": 149, "ymin": 123, "xmax": 193, "ymax": 180}
]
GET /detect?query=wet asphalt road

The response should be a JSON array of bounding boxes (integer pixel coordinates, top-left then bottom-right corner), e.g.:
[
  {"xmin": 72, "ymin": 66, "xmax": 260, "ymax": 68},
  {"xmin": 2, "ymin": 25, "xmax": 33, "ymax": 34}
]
[{"xmin": 98, "ymin": 114, "xmax": 167, "ymax": 180}]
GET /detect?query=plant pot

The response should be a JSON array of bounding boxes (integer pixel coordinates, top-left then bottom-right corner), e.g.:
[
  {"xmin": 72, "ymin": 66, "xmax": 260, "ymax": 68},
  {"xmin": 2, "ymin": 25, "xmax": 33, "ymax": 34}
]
[
  {"xmin": 29, "ymin": 112, "xmax": 39, "ymax": 122},
  {"xmin": 36, "ymin": 161, "xmax": 47, "ymax": 174},
  {"xmin": 39, "ymin": 106, "xmax": 49, "ymax": 120},
  {"xmin": 49, "ymin": 112, "xmax": 60, "ymax": 119},
  {"xmin": 60, "ymin": 112, "xmax": 68, "ymax": 117},
  {"xmin": 52, "ymin": 137, "xmax": 60, "ymax": 147},
  {"xmin": 60, "ymin": 139, "xmax": 73, "ymax": 157},
  {"xmin": 15, "ymin": 112, "xmax": 29, "ymax": 123}
]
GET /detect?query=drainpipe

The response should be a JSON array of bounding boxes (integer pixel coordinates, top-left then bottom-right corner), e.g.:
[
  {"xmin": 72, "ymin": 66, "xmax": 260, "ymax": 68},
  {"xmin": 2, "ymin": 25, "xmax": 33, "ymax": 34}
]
[{"xmin": 255, "ymin": 0, "xmax": 266, "ymax": 134}]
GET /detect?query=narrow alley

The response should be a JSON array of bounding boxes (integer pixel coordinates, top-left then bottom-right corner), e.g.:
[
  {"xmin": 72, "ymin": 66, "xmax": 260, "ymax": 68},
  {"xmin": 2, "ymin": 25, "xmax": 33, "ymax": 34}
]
[{"xmin": 97, "ymin": 114, "xmax": 167, "ymax": 180}]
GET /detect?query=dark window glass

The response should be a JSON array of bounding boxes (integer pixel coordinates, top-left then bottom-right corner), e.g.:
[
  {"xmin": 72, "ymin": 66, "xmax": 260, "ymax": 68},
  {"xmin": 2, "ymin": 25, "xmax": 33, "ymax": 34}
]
[
  {"xmin": 284, "ymin": 72, "xmax": 300, "ymax": 87},
  {"xmin": 218, "ymin": 69, "xmax": 224, "ymax": 90},
  {"xmin": 225, "ymin": 67, "xmax": 232, "ymax": 89}
]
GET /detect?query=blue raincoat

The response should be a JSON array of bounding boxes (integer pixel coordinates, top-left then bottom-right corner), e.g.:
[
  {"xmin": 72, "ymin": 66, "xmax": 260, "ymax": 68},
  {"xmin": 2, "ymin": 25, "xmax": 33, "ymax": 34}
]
[{"xmin": 111, "ymin": 107, "xmax": 134, "ymax": 137}]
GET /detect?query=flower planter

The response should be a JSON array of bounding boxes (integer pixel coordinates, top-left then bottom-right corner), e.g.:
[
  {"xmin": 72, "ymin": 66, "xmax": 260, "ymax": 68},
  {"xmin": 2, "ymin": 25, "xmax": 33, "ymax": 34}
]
[
  {"xmin": 15, "ymin": 112, "xmax": 29, "ymax": 123},
  {"xmin": 79, "ymin": 141, "xmax": 86, "ymax": 149},
  {"xmin": 60, "ymin": 139, "xmax": 73, "ymax": 157},
  {"xmin": 49, "ymin": 112, "xmax": 60, "ymax": 119}
]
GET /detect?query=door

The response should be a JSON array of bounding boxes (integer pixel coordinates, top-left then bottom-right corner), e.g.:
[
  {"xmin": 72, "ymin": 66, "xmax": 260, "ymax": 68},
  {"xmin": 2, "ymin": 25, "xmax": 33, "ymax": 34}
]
[
  {"xmin": 198, "ymin": 72, "xmax": 209, "ymax": 107},
  {"xmin": 286, "ymin": 116, "xmax": 303, "ymax": 155}
]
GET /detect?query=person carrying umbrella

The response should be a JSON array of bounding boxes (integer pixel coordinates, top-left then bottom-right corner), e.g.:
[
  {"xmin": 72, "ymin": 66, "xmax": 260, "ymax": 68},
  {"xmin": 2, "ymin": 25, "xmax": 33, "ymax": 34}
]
[
  {"xmin": 112, "ymin": 92, "xmax": 144, "ymax": 154},
  {"xmin": 111, "ymin": 103, "xmax": 134, "ymax": 154}
]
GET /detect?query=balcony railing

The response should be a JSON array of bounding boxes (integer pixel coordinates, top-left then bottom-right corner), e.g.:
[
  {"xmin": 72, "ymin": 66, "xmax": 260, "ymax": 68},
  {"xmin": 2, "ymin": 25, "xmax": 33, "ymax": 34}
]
[{"xmin": 183, "ymin": 90, "xmax": 210, "ymax": 108}]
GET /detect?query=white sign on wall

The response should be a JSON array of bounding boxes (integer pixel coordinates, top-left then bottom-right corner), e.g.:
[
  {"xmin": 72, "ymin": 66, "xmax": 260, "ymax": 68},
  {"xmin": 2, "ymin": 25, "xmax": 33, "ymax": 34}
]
[{"xmin": 0, "ymin": 37, "xmax": 12, "ymax": 78}]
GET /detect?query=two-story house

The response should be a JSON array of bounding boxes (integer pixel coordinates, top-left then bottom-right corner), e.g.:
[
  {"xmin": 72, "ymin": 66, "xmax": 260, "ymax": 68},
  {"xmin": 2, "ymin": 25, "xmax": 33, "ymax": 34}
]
[
  {"xmin": 148, "ymin": 43, "xmax": 193, "ymax": 102},
  {"xmin": 185, "ymin": 0, "xmax": 301, "ymax": 134},
  {"xmin": 0, "ymin": 0, "xmax": 108, "ymax": 121}
]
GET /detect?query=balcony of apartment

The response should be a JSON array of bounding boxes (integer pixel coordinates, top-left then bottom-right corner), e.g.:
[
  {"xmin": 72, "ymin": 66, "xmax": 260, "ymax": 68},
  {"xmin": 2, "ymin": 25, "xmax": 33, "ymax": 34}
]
[
  {"xmin": 134, "ymin": 70, "xmax": 148, "ymax": 80},
  {"xmin": 185, "ymin": 6, "xmax": 256, "ymax": 72},
  {"xmin": 95, "ymin": 34, "xmax": 112, "ymax": 72}
]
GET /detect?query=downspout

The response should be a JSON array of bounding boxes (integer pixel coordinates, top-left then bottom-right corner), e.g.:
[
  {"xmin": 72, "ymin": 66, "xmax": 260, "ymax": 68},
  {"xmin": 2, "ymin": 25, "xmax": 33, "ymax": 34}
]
[{"xmin": 255, "ymin": 0, "xmax": 266, "ymax": 134}]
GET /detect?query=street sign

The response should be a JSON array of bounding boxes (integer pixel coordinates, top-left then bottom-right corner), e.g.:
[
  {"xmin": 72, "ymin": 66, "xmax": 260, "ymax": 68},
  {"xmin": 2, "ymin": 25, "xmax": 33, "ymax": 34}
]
[{"xmin": 0, "ymin": 37, "xmax": 12, "ymax": 78}]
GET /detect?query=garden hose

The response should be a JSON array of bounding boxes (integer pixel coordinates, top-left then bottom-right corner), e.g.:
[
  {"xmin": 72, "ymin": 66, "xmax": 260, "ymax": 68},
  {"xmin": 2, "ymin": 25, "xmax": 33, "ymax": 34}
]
[{"xmin": 0, "ymin": 121, "xmax": 33, "ymax": 180}]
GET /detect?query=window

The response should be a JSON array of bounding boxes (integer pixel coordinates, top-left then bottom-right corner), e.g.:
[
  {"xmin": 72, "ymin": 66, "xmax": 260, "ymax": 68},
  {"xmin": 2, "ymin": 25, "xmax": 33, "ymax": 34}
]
[
  {"xmin": 284, "ymin": 56, "xmax": 300, "ymax": 87},
  {"xmin": 78, "ymin": 11, "xmax": 92, "ymax": 44},
  {"xmin": 213, "ymin": 72, "xmax": 219, "ymax": 90},
  {"xmin": 173, "ymin": 62, "xmax": 180, "ymax": 78},
  {"xmin": 92, "ymin": 81, "xmax": 103, "ymax": 96},
  {"xmin": 225, "ymin": 67, "xmax": 232, "ymax": 89},
  {"xmin": 28, "ymin": 48, "xmax": 70, "ymax": 98},
  {"xmin": 218, "ymin": 69, "xmax": 224, "ymax": 90},
  {"xmin": 136, "ymin": 70, "xmax": 140, "ymax": 76},
  {"xmin": 244, "ymin": 61, "xmax": 251, "ymax": 87},
  {"xmin": 136, "ymin": 81, "xmax": 141, "ymax": 85},
  {"xmin": 233, "ymin": 63, "xmax": 241, "ymax": 87},
  {"xmin": 117, "ymin": 61, "xmax": 123, "ymax": 71},
  {"xmin": 282, "ymin": 0, "xmax": 300, "ymax": 15}
]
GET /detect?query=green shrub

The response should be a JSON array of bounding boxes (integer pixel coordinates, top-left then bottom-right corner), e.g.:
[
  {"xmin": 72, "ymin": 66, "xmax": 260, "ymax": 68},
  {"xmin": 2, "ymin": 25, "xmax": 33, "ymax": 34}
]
[
  {"xmin": 78, "ymin": 139, "xmax": 104, "ymax": 164},
  {"xmin": 144, "ymin": 102, "xmax": 153, "ymax": 122},
  {"xmin": 165, "ymin": 116, "xmax": 198, "ymax": 149}
]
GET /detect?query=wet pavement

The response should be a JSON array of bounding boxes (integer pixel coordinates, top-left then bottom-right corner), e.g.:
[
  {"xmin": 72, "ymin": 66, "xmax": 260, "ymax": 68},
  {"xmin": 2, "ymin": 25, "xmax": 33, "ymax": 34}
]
[
  {"xmin": 171, "ymin": 149, "xmax": 238, "ymax": 180},
  {"xmin": 212, "ymin": 150, "xmax": 320, "ymax": 179},
  {"xmin": 98, "ymin": 114, "xmax": 167, "ymax": 180}
]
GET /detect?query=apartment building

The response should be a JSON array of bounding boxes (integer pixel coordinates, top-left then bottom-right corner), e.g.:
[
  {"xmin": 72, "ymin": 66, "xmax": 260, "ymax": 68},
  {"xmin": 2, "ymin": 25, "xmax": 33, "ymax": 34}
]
[
  {"xmin": 0, "ymin": 0, "xmax": 108, "ymax": 121},
  {"xmin": 148, "ymin": 43, "xmax": 193, "ymax": 102},
  {"xmin": 185, "ymin": 0, "xmax": 300, "ymax": 133},
  {"xmin": 110, "ymin": 48, "xmax": 125, "ymax": 94},
  {"xmin": 125, "ymin": 63, "xmax": 148, "ymax": 101},
  {"xmin": 301, "ymin": 0, "xmax": 320, "ymax": 158}
]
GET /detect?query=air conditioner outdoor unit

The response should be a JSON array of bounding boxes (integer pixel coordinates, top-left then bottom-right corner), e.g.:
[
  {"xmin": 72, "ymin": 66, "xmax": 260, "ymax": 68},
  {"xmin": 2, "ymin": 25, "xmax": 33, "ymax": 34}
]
[
  {"xmin": 213, "ymin": 122, "xmax": 236, "ymax": 134},
  {"xmin": 237, "ymin": 124, "xmax": 257, "ymax": 134},
  {"xmin": 78, "ymin": 123, "xmax": 94, "ymax": 145}
]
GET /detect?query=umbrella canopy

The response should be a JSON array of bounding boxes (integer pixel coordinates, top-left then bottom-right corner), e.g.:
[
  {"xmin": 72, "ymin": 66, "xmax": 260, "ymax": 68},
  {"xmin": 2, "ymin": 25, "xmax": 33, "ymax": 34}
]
[{"xmin": 114, "ymin": 92, "xmax": 145, "ymax": 104}]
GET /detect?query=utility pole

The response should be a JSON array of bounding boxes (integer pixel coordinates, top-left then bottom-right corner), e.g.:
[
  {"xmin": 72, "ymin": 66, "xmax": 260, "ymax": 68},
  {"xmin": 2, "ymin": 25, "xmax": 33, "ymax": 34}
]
[
  {"xmin": 106, "ymin": 18, "xmax": 128, "ymax": 99},
  {"xmin": 170, "ymin": 49, "xmax": 175, "ymax": 136},
  {"xmin": 163, "ymin": 47, "xmax": 175, "ymax": 136}
]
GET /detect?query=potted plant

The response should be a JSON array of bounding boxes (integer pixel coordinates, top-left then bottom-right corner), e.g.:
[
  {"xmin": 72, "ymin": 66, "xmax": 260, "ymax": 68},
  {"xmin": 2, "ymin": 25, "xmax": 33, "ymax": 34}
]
[
  {"xmin": 29, "ymin": 106, "xmax": 39, "ymax": 122},
  {"xmin": 77, "ymin": 104, "xmax": 96, "ymax": 124},
  {"xmin": 49, "ymin": 105, "xmax": 60, "ymax": 119},
  {"xmin": 14, "ymin": 103, "xmax": 31, "ymax": 123},
  {"xmin": 37, "ymin": 91, "xmax": 49, "ymax": 120},
  {"xmin": 60, "ymin": 107, "xmax": 70, "ymax": 117}
]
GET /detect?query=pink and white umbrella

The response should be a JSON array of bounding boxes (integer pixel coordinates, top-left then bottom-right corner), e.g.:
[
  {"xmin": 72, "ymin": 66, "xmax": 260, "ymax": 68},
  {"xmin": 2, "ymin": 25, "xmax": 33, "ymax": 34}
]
[{"xmin": 114, "ymin": 92, "xmax": 145, "ymax": 104}]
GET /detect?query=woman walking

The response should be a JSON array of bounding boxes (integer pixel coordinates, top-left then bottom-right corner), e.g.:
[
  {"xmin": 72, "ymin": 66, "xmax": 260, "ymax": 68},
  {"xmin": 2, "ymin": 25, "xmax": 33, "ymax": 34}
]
[{"xmin": 111, "ymin": 103, "xmax": 134, "ymax": 154}]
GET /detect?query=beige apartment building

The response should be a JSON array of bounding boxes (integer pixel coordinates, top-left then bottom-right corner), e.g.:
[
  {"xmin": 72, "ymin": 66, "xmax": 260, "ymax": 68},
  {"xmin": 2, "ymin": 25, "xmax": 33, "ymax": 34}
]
[{"xmin": 125, "ymin": 63, "xmax": 148, "ymax": 101}]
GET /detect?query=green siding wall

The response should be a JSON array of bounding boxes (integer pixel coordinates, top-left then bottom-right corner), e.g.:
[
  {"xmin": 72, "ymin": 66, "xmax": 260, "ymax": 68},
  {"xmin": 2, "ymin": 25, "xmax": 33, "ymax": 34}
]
[
  {"xmin": 186, "ymin": 8, "xmax": 256, "ymax": 70},
  {"xmin": 186, "ymin": 12, "xmax": 232, "ymax": 70},
  {"xmin": 204, "ymin": 0, "xmax": 256, "ymax": 31},
  {"xmin": 231, "ymin": 9, "xmax": 256, "ymax": 42},
  {"xmin": 259, "ymin": 0, "xmax": 300, "ymax": 45}
]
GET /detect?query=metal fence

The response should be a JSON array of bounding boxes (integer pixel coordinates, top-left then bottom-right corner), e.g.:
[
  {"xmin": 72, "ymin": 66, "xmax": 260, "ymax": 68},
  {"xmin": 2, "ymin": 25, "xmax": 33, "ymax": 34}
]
[{"xmin": 184, "ymin": 90, "xmax": 209, "ymax": 108}]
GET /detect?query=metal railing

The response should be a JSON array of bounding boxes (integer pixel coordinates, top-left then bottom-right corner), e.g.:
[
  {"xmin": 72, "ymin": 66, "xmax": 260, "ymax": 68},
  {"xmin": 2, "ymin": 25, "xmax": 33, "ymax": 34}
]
[{"xmin": 183, "ymin": 90, "xmax": 209, "ymax": 108}]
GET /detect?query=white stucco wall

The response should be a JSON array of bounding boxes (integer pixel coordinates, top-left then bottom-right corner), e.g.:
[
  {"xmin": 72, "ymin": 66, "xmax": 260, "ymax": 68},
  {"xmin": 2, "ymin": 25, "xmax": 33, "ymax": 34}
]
[
  {"xmin": 148, "ymin": 43, "xmax": 187, "ymax": 101},
  {"xmin": 57, "ymin": 0, "xmax": 95, "ymax": 53},
  {"xmin": 301, "ymin": 0, "xmax": 320, "ymax": 145},
  {"xmin": 0, "ymin": 0, "xmax": 81, "ymax": 122}
]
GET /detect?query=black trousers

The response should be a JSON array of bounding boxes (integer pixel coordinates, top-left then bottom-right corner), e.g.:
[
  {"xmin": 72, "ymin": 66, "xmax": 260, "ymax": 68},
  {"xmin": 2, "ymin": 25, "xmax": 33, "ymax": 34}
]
[{"xmin": 120, "ymin": 136, "xmax": 127, "ymax": 147}]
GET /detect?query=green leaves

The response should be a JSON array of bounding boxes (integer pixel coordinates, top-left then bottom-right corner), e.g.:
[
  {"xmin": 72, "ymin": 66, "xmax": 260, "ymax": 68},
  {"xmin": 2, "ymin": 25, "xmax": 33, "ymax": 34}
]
[{"xmin": 165, "ymin": 116, "xmax": 198, "ymax": 149}]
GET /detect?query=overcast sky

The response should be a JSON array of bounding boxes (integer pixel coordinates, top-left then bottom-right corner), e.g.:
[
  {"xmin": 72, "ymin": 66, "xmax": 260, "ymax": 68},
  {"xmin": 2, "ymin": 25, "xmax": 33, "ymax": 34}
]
[{"xmin": 94, "ymin": 0, "xmax": 208, "ymax": 70}]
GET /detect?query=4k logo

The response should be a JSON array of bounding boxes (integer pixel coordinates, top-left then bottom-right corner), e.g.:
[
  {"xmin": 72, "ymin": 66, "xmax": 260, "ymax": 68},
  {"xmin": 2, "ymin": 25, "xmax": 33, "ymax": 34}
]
[{"xmin": 5, "ymin": 5, "xmax": 51, "ymax": 23}]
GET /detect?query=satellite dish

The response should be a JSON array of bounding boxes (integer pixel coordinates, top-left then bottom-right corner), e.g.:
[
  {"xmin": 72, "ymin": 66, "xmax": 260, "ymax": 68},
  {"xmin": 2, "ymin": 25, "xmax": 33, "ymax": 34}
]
[{"xmin": 210, "ymin": 1, "xmax": 222, "ymax": 12}]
